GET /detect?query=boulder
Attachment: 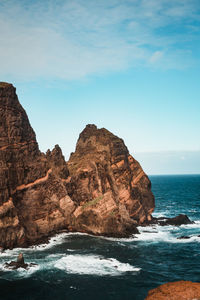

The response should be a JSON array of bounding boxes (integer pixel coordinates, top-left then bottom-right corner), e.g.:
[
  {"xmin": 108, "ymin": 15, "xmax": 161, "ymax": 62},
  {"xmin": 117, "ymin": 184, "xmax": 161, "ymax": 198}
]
[
  {"xmin": 148, "ymin": 214, "xmax": 193, "ymax": 227},
  {"xmin": 145, "ymin": 281, "xmax": 200, "ymax": 300}
]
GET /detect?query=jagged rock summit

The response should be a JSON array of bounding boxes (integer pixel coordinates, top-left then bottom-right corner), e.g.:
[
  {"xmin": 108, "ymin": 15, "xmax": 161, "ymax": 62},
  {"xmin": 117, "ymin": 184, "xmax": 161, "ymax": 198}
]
[{"xmin": 0, "ymin": 82, "xmax": 155, "ymax": 249}]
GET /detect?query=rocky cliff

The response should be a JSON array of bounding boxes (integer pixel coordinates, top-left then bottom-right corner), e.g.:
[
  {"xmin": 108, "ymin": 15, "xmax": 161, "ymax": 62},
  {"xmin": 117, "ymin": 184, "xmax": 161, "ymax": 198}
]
[
  {"xmin": 0, "ymin": 82, "xmax": 74, "ymax": 248},
  {"xmin": 66, "ymin": 124, "xmax": 155, "ymax": 236},
  {"xmin": 0, "ymin": 82, "xmax": 155, "ymax": 248}
]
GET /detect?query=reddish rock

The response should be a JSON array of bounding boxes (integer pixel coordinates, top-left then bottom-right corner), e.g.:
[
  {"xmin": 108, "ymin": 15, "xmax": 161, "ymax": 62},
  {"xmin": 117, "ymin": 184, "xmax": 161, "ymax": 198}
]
[
  {"xmin": 66, "ymin": 124, "xmax": 155, "ymax": 236},
  {"xmin": 0, "ymin": 82, "xmax": 155, "ymax": 248},
  {"xmin": 145, "ymin": 281, "xmax": 200, "ymax": 300},
  {"xmin": 0, "ymin": 82, "xmax": 74, "ymax": 248}
]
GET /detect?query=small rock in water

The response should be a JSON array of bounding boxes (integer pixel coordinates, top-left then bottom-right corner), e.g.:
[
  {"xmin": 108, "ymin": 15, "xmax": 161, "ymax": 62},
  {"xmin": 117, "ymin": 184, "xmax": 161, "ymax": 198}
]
[
  {"xmin": 5, "ymin": 253, "xmax": 37, "ymax": 270},
  {"xmin": 17, "ymin": 253, "xmax": 25, "ymax": 264},
  {"xmin": 177, "ymin": 236, "xmax": 191, "ymax": 240},
  {"xmin": 149, "ymin": 214, "xmax": 193, "ymax": 226}
]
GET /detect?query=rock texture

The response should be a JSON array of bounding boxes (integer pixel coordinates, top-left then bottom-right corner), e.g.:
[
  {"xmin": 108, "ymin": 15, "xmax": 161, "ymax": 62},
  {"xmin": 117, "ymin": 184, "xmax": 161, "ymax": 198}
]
[
  {"xmin": 66, "ymin": 124, "xmax": 155, "ymax": 236},
  {"xmin": 0, "ymin": 82, "xmax": 155, "ymax": 248},
  {"xmin": 0, "ymin": 82, "xmax": 73, "ymax": 248},
  {"xmin": 5, "ymin": 253, "xmax": 37, "ymax": 270},
  {"xmin": 145, "ymin": 281, "xmax": 200, "ymax": 300},
  {"xmin": 147, "ymin": 214, "xmax": 193, "ymax": 227}
]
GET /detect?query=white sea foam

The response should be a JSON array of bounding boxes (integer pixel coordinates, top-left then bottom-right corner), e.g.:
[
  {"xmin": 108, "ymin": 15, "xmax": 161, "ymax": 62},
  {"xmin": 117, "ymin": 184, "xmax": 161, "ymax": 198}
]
[
  {"xmin": 180, "ymin": 220, "xmax": 200, "ymax": 229},
  {"xmin": 0, "ymin": 232, "xmax": 79, "ymax": 258},
  {"xmin": 152, "ymin": 212, "xmax": 168, "ymax": 218},
  {"xmin": 136, "ymin": 223, "xmax": 200, "ymax": 244},
  {"xmin": 0, "ymin": 262, "xmax": 40, "ymax": 278},
  {"xmin": 136, "ymin": 225, "xmax": 175, "ymax": 243},
  {"xmin": 54, "ymin": 254, "xmax": 140, "ymax": 276}
]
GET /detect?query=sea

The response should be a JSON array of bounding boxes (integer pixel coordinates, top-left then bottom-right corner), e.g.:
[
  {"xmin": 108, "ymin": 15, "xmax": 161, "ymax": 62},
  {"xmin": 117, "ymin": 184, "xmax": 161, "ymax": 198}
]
[{"xmin": 0, "ymin": 174, "xmax": 199, "ymax": 300}]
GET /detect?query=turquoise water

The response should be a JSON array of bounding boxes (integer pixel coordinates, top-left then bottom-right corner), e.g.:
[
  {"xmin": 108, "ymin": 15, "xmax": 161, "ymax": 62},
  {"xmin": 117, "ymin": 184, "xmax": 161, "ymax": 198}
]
[{"xmin": 0, "ymin": 175, "xmax": 199, "ymax": 300}]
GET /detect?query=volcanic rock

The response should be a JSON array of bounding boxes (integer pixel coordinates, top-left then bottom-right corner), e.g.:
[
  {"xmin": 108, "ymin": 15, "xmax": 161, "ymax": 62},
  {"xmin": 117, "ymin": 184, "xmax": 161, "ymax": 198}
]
[
  {"xmin": 0, "ymin": 82, "xmax": 74, "ymax": 248},
  {"xmin": 145, "ymin": 281, "xmax": 200, "ymax": 300},
  {"xmin": 0, "ymin": 82, "xmax": 155, "ymax": 248},
  {"xmin": 5, "ymin": 253, "xmax": 37, "ymax": 270},
  {"xmin": 148, "ymin": 214, "xmax": 193, "ymax": 227},
  {"xmin": 66, "ymin": 124, "xmax": 155, "ymax": 236},
  {"xmin": 17, "ymin": 252, "xmax": 24, "ymax": 264}
]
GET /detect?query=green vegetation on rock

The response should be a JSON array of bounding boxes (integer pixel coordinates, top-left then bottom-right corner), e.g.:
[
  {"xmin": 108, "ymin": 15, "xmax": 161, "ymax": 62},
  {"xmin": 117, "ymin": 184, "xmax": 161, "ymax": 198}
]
[{"xmin": 82, "ymin": 195, "xmax": 103, "ymax": 209}]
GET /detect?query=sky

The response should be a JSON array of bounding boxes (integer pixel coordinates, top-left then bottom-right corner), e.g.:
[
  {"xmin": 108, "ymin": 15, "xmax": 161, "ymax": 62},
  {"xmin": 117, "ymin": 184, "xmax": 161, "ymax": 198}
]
[{"xmin": 0, "ymin": 0, "xmax": 200, "ymax": 174}]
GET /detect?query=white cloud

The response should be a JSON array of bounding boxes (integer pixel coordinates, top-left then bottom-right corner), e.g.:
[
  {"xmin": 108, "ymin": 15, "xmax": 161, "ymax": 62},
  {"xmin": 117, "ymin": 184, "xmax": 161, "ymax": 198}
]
[
  {"xmin": 0, "ymin": 0, "xmax": 199, "ymax": 81},
  {"xmin": 149, "ymin": 51, "xmax": 163, "ymax": 63}
]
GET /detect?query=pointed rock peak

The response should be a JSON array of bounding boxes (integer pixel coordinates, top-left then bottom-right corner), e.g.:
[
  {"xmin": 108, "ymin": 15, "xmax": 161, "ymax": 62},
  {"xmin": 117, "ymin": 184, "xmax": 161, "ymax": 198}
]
[
  {"xmin": 0, "ymin": 82, "xmax": 14, "ymax": 88},
  {"xmin": 85, "ymin": 124, "xmax": 97, "ymax": 130},
  {"xmin": 51, "ymin": 144, "xmax": 63, "ymax": 157},
  {"xmin": 80, "ymin": 124, "xmax": 97, "ymax": 136},
  {"xmin": 78, "ymin": 124, "xmax": 114, "ymax": 142},
  {"xmin": 46, "ymin": 144, "xmax": 67, "ymax": 167},
  {"xmin": 0, "ymin": 82, "xmax": 17, "ymax": 103},
  {"xmin": 77, "ymin": 124, "xmax": 126, "ymax": 149},
  {"xmin": 72, "ymin": 124, "xmax": 129, "ymax": 166}
]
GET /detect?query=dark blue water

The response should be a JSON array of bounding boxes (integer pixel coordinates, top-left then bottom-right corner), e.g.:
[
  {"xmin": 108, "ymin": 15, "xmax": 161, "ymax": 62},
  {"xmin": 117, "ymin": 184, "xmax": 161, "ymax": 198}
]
[{"xmin": 0, "ymin": 175, "xmax": 200, "ymax": 300}]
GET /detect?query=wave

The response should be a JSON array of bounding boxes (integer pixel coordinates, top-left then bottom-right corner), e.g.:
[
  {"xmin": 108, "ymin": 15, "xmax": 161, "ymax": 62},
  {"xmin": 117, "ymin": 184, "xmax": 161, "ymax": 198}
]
[
  {"xmin": 135, "ymin": 221, "xmax": 200, "ymax": 244},
  {"xmin": 0, "ymin": 232, "xmax": 88, "ymax": 259},
  {"xmin": 0, "ymin": 262, "xmax": 40, "ymax": 279},
  {"xmin": 54, "ymin": 254, "xmax": 140, "ymax": 276},
  {"xmin": 1, "ymin": 220, "xmax": 200, "ymax": 262},
  {"xmin": 180, "ymin": 220, "xmax": 200, "ymax": 229}
]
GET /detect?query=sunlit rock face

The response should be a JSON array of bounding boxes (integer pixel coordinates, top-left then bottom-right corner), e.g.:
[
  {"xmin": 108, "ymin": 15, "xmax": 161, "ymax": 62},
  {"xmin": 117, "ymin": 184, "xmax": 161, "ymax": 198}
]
[
  {"xmin": 67, "ymin": 124, "xmax": 155, "ymax": 236},
  {"xmin": 0, "ymin": 83, "xmax": 72, "ymax": 248},
  {"xmin": 0, "ymin": 83, "xmax": 154, "ymax": 248}
]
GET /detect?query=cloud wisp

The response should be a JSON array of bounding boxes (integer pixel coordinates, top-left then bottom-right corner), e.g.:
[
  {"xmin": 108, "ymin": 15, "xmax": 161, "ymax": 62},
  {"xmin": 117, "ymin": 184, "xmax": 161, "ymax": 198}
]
[{"xmin": 0, "ymin": 0, "xmax": 200, "ymax": 81}]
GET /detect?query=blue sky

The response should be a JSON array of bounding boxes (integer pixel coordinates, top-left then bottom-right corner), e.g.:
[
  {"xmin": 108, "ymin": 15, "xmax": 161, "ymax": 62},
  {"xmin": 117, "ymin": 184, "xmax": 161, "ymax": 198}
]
[{"xmin": 0, "ymin": 0, "xmax": 200, "ymax": 174}]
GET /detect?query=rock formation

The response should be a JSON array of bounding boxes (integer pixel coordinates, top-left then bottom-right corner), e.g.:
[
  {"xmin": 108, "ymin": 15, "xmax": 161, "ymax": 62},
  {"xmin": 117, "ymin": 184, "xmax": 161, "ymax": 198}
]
[
  {"xmin": 0, "ymin": 82, "xmax": 74, "ymax": 248},
  {"xmin": 145, "ymin": 281, "xmax": 200, "ymax": 300},
  {"xmin": 0, "ymin": 82, "xmax": 155, "ymax": 248},
  {"xmin": 148, "ymin": 214, "xmax": 193, "ymax": 226},
  {"xmin": 66, "ymin": 124, "xmax": 155, "ymax": 236},
  {"xmin": 5, "ymin": 253, "xmax": 37, "ymax": 270}
]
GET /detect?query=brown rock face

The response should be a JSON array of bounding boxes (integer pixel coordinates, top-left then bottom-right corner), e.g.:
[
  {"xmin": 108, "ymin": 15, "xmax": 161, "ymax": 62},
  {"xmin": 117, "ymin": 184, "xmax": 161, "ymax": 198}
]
[
  {"xmin": 0, "ymin": 83, "xmax": 73, "ymax": 248},
  {"xmin": 145, "ymin": 281, "xmax": 200, "ymax": 300},
  {"xmin": 66, "ymin": 124, "xmax": 155, "ymax": 236},
  {"xmin": 0, "ymin": 82, "xmax": 155, "ymax": 248}
]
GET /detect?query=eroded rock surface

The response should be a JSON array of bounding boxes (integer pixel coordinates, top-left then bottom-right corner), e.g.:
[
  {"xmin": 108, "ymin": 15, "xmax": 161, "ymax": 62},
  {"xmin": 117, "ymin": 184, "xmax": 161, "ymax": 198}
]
[
  {"xmin": 0, "ymin": 83, "xmax": 73, "ymax": 248},
  {"xmin": 0, "ymin": 82, "xmax": 155, "ymax": 248},
  {"xmin": 66, "ymin": 124, "xmax": 155, "ymax": 236},
  {"xmin": 145, "ymin": 281, "xmax": 200, "ymax": 300}
]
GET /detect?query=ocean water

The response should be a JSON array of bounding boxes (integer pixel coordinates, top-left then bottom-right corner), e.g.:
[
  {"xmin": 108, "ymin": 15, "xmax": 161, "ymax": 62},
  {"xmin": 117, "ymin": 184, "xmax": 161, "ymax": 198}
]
[{"xmin": 0, "ymin": 174, "xmax": 200, "ymax": 300}]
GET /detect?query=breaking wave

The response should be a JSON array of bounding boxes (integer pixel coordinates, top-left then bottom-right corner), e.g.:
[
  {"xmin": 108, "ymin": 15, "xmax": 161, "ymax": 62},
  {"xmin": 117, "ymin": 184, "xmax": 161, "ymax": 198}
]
[{"xmin": 54, "ymin": 254, "xmax": 140, "ymax": 276}]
